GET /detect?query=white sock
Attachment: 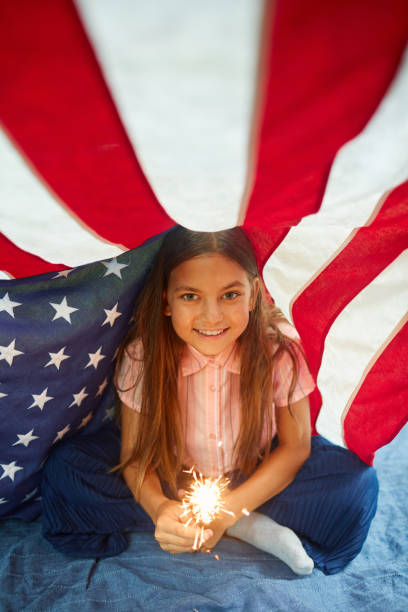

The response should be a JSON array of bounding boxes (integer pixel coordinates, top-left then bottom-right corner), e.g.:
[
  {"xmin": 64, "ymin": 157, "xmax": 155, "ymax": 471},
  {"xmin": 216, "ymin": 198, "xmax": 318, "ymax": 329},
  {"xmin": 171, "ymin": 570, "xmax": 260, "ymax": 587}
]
[{"xmin": 227, "ymin": 512, "xmax": 314, "ymax": 575}]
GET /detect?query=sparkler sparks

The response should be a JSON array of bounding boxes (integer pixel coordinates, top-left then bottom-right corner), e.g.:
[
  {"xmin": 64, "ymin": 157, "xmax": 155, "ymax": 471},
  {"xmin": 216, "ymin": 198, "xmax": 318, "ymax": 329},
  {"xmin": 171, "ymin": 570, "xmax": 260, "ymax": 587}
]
[{"xmin": 181, "ymin": 469, "xmax": 234, "ymax": 550}]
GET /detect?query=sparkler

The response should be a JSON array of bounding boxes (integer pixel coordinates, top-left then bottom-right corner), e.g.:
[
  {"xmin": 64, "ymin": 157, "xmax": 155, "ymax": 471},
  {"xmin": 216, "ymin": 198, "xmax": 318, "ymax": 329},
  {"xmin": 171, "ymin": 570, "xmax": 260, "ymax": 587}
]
[{"xmin": 180, "ymin": 469, "xmax": 234, "ymax": 550}]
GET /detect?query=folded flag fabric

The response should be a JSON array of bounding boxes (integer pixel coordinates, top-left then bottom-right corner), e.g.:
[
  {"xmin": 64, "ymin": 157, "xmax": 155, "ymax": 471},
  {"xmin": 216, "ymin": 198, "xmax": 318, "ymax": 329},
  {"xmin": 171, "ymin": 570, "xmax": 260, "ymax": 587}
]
[{"xmin": 0, "ymin": 237, "xmax": 164, "ymax": 519}]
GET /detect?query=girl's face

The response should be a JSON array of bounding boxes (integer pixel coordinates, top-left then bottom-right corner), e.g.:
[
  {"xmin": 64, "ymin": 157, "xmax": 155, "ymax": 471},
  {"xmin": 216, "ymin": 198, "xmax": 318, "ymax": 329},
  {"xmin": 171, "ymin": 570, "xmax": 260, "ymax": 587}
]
[{"xmin": 164, "ymin": 253, "xmax": 258, "ymax": 356}]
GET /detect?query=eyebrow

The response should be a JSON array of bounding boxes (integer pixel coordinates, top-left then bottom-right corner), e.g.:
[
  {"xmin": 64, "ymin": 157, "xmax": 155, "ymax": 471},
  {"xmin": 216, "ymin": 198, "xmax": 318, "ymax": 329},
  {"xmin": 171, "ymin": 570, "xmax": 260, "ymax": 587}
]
[{"xmin": 174, "ymin": 281, "xmax": 246, "ymax": 292}]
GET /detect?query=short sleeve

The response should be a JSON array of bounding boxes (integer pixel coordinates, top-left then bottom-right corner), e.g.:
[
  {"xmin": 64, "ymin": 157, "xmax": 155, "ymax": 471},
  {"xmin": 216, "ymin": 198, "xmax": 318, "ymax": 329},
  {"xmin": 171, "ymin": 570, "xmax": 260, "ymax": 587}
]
[
  {"xmin": 115, "ymin": 339, "xmax": 143, "ymax": 412},
  {"xmin": 272, "ymin": 323, "xmax": 315, "ymax": 407}
]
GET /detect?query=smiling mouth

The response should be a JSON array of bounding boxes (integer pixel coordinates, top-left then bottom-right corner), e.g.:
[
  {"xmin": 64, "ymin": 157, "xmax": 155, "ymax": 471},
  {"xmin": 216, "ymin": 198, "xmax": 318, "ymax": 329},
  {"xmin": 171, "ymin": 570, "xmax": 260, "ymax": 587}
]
[{"xmin": 194, "ymin": 328, "xmax": 228, "ymax": 337}]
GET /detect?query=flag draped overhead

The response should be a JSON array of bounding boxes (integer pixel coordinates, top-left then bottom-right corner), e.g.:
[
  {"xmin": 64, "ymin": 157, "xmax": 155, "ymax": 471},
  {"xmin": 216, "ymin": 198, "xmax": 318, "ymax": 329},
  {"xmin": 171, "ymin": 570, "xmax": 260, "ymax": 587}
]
[{"xmin": 0, "ymin": 0, "xmax": 407, "ymax": 518}]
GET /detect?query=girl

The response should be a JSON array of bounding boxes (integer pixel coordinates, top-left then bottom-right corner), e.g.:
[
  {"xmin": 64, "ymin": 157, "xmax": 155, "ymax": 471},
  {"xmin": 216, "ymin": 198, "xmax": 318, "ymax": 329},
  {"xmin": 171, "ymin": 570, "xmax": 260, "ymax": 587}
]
[{"xmin": 42, "ymin": 227, "xmax": 378, "ymax": 576}]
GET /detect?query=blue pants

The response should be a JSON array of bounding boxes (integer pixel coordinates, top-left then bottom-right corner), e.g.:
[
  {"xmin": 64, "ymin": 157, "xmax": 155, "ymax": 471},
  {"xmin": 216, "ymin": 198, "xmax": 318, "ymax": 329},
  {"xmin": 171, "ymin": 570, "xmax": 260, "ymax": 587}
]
[{"xmin": 41, "ymin": 426, "xmax": 378, "ymax": 575}]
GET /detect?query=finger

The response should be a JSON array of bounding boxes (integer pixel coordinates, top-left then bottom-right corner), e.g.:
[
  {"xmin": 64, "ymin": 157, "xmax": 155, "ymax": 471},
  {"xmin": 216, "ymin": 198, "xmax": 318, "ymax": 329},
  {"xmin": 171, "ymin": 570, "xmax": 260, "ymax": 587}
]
[
  {"xmin": 200, "ymin": 530, "xmax": 219, "ymax": 550},
  {"xmin": 175, "ymin": 521, "xmax": 202, "ymax": 540},
  {"xmin": 156, "ymin": 532, "xmax": 201, "ymax": 553},
  {"xmin": 159, "ymin": 540, "xmax": 195, "ymax": 553},
  {"xmin": 165, "ymin": 545, "xmax": 197, "ymax": 554},
  {"xmin": 156, "ymin": 516, "xmax": 197, "ymax": 540},
  {"xmin": 157, "ymin": 526, "xmax": 213, "ymax": 552},
  {"xmin": 156, "ymin": 532, "xmax": 194, "ymax": 549},
  {"xmin": 155, "ymin": 525, "xmax": 199, "ymax": 548},
  {"xmin": 191, "ymin": 529, "xmax": 214, "ymax": 551}
]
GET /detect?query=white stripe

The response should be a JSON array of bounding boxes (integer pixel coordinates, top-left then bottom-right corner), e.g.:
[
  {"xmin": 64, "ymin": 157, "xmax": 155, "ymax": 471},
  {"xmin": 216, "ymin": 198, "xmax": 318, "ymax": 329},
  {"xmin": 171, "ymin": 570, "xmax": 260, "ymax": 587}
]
[
  {"xmin": 263, "ymin": 45, "xmax": 408, "ymax": 320},
  {"xmin": 0, "ymin": 129, "xmax": 124, "ymax": 268},
  {"xmin": 76, "ymin": 0, "xmax": 262, "ymax": 230},
  {"xmin": 0, "ymin": 272, "xmax": 13, "ymax": 280},
  {"xmin": 315, "ymin": 251, "xmax": 408, "ymax": 447}
]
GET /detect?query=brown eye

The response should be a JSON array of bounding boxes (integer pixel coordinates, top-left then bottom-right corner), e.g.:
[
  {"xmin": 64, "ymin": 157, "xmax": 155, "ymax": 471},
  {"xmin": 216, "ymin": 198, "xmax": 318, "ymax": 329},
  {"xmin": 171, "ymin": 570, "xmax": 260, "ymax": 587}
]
[
  {"xmin": 222, "ymin": 291, "xmax": 239, "ymax": 300},
  {"xmin": 181, "ymin": 293, "xmax": 198, "ymax": 301}
]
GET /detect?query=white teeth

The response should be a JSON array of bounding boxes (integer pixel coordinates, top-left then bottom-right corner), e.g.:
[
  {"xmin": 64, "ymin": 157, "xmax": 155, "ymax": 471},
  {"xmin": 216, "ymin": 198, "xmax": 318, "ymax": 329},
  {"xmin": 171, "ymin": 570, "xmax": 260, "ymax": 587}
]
[{"xmin": 196, "ymin": 329, "xmax": 224, "ymax": 336}]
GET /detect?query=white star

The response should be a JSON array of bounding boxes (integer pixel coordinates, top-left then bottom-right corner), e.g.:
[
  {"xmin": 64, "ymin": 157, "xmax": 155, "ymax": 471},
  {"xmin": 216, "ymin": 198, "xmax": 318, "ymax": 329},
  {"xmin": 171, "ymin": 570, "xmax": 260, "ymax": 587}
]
[
  {"xmin": 13, "ymin": 429, "xmax": 39, "ymax": 448},
  {"xmin": 77, "ymin": 412, "xmax": 93, "ymax": 429},
  {"xmin": 0, "ymin": 498, "xmax": 7, "ymax": 504},
  {"xmin": 50, "ymin": 296, "xmax": 78, "ymax": 324},
  {"xmin": 0, "ymin": 392, "xmax": 7, "ymax": 399},
  {"xmin": 45, "ymin": 346, "xmax": 70, "ymax": 370},
  {"xmin": 23, "ymin": 488, "xmax": 38, "ymax": 502},
  {"xmin": 0, "ymin": 292, "xmax": 22, "ymax": 318},
  {"xmin": 0, "ymin": 339, "xmax": 24, "ymax": 366},
  {"xmin": 0, "ymin": 460, "xmax": 23, "ymax": 482},
  {"xmin": 53, "ymin": 269, "xmax": 73, "ymax": 279},
  {"xmin": 28, "ymin": 387, "xmax": 54, "ymax": 411},
  {"xmin": 102, "ymin": 258, "xmax": 128, "ymax": 279},
  {"xmin": 85, "ymin": 346, "xmax": 106, "ymax": 370},
  {"xmin": 96, "ymin": 378, "xmax": 109, "ymax": 397},
  {"xmin": 103, "ymin": 407, "xmax": 115, "ymax": 422},
  {"xmin": 102, "ymin": 302, "xmax": 122, "ymax": 327},
  {"xmin": 53, "ymin": 424, "xmax": 71, "ymax": 443},
  {"xmin": 69, "ymin": 387, "xmax": 88, "ymax": 407}
]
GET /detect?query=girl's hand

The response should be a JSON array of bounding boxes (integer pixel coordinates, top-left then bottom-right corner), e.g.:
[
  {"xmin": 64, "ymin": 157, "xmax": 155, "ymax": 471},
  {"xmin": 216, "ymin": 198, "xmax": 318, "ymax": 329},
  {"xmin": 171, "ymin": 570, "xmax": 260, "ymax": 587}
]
[
  {"xmin": 200, "ymin": 513, "xmax": 236, "ymax": 552},
  {"xmin": 154, "ymin": 499, "xmax": 213, "ymax": 554}
]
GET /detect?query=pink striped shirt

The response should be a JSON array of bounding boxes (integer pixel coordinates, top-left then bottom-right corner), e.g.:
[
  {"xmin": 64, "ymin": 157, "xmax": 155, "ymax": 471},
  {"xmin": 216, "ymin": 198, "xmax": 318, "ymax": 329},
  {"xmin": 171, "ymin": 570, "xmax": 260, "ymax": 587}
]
[{"xmin": 116, "ymin": 324, "xmax": 315, "ymax": 477}]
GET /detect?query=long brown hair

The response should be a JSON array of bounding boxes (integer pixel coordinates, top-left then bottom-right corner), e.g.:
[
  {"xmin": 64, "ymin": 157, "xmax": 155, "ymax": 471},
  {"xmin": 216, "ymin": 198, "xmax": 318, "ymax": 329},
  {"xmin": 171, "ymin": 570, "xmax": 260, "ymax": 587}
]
[{"xmin": 115, "ymin": 227, "xmax": 301, "ymax": 498}]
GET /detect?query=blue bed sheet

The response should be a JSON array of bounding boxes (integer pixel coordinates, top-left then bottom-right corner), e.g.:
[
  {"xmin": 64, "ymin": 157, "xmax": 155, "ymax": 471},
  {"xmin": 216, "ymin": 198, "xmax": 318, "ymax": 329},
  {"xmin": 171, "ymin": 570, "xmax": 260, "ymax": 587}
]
[{"xmin": 1, "ymin": 427, "xmax": 407, "ymax": 612}]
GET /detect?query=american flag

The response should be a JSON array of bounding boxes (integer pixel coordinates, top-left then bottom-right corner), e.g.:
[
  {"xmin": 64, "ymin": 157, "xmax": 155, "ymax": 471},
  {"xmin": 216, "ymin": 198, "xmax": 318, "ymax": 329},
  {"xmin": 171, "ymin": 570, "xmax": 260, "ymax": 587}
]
[
  {"xmin": 0, "ymin": 237, "xmax": 165, "ymax": 519},
  {"xmin": 0, "ymin": 0, "xmax": 407, "ymax": 519}
]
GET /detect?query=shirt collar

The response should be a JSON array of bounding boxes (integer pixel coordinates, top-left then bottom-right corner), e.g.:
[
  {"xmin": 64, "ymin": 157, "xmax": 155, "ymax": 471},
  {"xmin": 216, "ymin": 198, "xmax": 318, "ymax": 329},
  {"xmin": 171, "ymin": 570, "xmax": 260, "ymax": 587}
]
[{"xmin": 181, "ymin": 341, "xmax": 240, "ymax": 376}]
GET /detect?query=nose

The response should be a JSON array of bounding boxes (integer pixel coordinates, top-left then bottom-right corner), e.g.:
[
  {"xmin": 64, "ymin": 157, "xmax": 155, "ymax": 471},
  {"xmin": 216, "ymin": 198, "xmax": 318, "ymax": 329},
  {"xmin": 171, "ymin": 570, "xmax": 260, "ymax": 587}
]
[{"xmin": 201, "ymin": 298, "xmax": 223, "ymax": 325}]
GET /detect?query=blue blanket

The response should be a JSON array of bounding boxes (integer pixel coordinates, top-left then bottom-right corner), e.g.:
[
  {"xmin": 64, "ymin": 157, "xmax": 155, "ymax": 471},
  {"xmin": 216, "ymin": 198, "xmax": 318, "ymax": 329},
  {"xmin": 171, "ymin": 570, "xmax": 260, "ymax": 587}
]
[{"xmin": 1, "ymin": 427, "xmax": 407, "ymax": 611}]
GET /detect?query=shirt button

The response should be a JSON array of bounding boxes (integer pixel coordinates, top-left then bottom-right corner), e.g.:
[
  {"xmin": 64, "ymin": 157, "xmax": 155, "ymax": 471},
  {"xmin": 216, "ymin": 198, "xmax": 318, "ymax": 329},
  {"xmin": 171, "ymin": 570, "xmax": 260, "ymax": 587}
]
[
  {"xmin": 209, "ymin": 433, "xmax": 216, "ymax": 440},
  {"xmin": 210, "ymin": 385, "xmax": 216, "ymax": 392}
]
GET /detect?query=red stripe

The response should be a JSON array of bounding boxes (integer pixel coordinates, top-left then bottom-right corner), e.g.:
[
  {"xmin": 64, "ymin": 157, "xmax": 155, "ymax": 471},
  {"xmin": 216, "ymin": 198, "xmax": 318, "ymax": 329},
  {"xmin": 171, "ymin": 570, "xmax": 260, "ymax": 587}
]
[
  {"xmin": 344, "ymin": 322, "xmax": 408, "ymax": 465},
  {"xmin": 290, "ymin": 181, "xmax": 408, "ymax": 448},
  {"xmin": 292, "ymin": 182, "xmax": 408, "ymax": 373},
  {"xmin": 0, "ymin": 0, "xmax": 173, "ymax": 256},
  {"xmin": 0, "ymin": 233, "xmax": 67, "ymax": 278},
  {"xmin": 243, "ymin": 226, "xmax": 289, "ymax": 273},
  {"xmin": 244, "ymin": 0, "xmax": 408, "ymax": 265}
]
